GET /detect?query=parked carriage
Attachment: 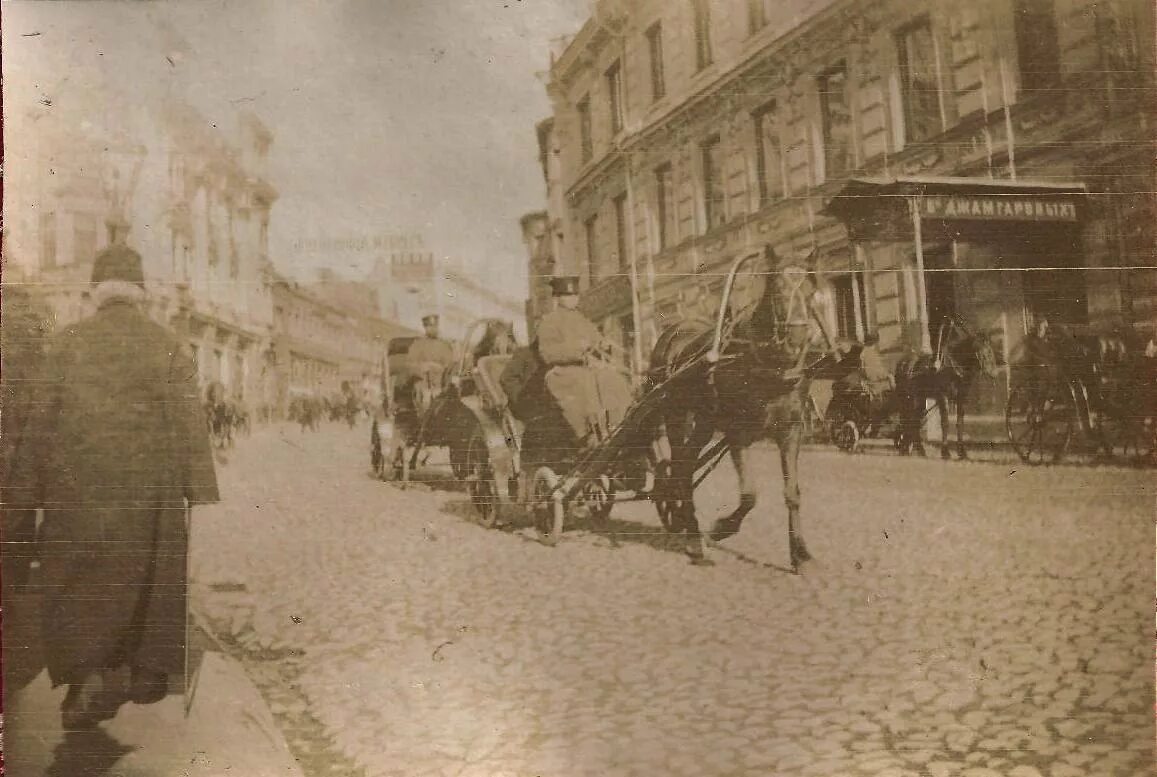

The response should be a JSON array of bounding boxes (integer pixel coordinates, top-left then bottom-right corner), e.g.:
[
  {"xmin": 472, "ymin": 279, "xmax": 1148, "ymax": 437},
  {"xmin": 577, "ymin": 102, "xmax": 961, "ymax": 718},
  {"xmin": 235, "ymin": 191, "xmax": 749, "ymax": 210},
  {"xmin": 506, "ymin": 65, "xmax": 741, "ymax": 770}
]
[{"xmin": 1005, "ymin": 325, "xmax": 1156, "ymax": 466}]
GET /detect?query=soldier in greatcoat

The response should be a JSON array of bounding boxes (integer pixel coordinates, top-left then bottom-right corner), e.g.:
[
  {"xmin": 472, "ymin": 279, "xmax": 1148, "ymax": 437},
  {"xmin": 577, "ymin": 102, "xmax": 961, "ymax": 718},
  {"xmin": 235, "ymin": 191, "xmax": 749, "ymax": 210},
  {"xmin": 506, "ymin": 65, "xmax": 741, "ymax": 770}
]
[
  {"xmin": 4, "ymin": 245, "xmax": 219, "ymax": 730},
  {"xmin": 407, "ymin": 313, "xmax": 456, "ymax": 381}
]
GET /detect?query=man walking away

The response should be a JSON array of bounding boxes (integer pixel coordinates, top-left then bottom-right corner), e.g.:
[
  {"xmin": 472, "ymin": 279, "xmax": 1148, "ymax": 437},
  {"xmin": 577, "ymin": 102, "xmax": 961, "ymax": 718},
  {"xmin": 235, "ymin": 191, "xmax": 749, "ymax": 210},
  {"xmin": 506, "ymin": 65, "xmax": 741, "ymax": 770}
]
[{"xmin": 5, "ymin": 245, "xmax": 220, "ymax": 730}]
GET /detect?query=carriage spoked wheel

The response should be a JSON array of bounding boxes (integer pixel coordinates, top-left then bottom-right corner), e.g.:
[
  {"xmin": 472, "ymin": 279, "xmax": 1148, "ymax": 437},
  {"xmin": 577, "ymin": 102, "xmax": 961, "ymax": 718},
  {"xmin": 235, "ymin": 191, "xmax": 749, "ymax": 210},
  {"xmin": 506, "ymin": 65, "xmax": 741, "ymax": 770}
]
[
  {"xmin": 1006, "ymin": 384, "xmax": 1075, "ymax": 465},
  {"xmin": 833, "ymin": 420, "xmax": 860, "ymax": 453},
  {"xmin": 464, "ymin": 428, "xmax": 498, "ymax": 528},
  {"xmin": 650, "ymin": 460, "xmax": 678, "ymax": 532},
  {"xmin": 532, "ymin": 466, "xmax": 564, "ymax": 547}
]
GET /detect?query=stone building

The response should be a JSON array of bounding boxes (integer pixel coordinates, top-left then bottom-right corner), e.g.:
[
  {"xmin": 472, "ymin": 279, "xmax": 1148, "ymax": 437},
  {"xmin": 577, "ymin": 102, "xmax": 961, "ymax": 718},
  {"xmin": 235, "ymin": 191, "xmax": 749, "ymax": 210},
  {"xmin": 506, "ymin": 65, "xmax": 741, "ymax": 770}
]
[
  {"xmin": 543, "ymin": 0, "xmax": 1154, "ymax": 405},
  {"xmin": 4, "ymin": 100, "xmax": 281, "ymax": 410}
]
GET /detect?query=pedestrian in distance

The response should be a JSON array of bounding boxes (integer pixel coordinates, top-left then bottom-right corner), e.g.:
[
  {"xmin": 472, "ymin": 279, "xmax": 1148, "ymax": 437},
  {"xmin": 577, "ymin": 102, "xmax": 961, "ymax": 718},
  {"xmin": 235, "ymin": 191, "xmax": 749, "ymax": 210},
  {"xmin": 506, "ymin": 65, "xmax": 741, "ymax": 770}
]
[{"xmin": 3, "ymin": 244, "xmax": 220, "ymax": 731}]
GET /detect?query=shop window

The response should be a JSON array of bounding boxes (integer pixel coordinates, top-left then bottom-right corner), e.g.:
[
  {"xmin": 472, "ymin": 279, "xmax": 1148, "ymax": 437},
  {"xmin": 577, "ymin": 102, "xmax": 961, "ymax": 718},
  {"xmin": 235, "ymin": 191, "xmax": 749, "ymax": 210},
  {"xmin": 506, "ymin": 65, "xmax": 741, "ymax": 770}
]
[
  {"xmin": 646, "ymin": 23, "xmax": 666, "ymax": 102},
  {"xmin": 832, "ymin": 272, "xmax": 868, "ymax": 340},
  {"xmin": 818, "ymin": 62, "xmax": 852, "ymax": 181},
  {"xmin": 896, "ymin": 17, "xmax": 942, "ymax": 144},
  {"xmin": 613, "ymin": 192, "xmax": 629, "ymax": 273},
  {"xmin": 753, "ymin": 101, "xmax": 784, "ymax": 204},
  {"xmin": 655, "ymin": 163, "xmax": 674, "ymax": 251},
  {"xmin": 700, "ymin": 134, "xmax": 726, "ymax": 231},
  {"xmin": 1013, "ymin": 0, "xmax": 1060, "ymax": 94},
  {"xmin": 606, "ymin": 60, "xmax": 624, "ymax": 135},
  {"xmin": 578, "ymin": 95, "xmax": 593, "ymax": 163},
  {"xmin": 692, "ymin": 0, "xmax": 713, "ymax": 71}
]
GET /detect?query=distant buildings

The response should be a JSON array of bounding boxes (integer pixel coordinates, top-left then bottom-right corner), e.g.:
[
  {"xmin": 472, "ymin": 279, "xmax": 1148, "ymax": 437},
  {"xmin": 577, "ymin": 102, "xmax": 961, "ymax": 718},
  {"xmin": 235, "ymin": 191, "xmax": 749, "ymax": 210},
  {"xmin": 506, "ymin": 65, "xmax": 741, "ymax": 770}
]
[
  {"xmin": 3, "ymin": 98, "xmax": 418, "ymax": 417},
  {"xmin": 538, "ymin": 0, "xmax": 1155, "ymax": 406},
  {"xmin": 367, "ymin": 252, "xmax": 526, "ymax": 343}
]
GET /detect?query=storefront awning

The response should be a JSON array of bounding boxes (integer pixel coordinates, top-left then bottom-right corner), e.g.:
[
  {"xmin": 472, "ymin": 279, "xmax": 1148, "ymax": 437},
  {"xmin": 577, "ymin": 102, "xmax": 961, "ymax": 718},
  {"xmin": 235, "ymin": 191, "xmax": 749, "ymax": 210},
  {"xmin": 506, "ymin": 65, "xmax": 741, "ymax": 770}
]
[{"xmin": 823, "ymin": 176, "xmax": 1088, "ymax": 228}]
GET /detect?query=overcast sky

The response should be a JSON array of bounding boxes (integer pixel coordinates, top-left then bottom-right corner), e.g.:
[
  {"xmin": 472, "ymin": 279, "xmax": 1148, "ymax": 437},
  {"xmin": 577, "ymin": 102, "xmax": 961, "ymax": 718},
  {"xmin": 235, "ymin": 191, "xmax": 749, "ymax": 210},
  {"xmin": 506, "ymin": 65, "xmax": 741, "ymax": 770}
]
[{"xmin": 3, "ymin": 0, "xmax": 588, "ymax": 295}]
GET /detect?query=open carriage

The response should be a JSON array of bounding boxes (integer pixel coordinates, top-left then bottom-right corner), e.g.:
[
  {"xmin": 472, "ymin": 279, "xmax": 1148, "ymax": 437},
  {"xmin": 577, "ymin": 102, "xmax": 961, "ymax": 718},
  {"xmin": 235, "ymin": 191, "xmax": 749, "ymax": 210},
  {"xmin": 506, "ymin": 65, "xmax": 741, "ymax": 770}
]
[
  {"xmin": 523, "ymin": 250, "xmax": 848, "ymax": 553},
  {"xmin": 1005, "ymin": 324, "xmax": 1156, "ymax": 466}
]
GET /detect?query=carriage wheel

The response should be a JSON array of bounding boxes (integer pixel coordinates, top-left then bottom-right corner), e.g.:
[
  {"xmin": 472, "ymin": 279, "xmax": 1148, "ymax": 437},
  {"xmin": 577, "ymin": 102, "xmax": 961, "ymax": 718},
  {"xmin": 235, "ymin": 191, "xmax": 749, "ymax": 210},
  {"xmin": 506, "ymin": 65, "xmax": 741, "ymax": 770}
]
[
  {"xmin": 651, "ymin": 460, "xmax": 678, "ymax": 532},
  {"xmin": 464, "ymin": 428, "xmax": 498, "ymax": 528},
  {"xmin": 834, "ymin": 420, "xmax": 860, "ymax": 453},
  {"xmin": 532, "ymin": 466, "xmax": 564, "ymax": 546},
  {"xmin": 1006, "ymin": 384, "xmax": 1074, "ymax": 465}
]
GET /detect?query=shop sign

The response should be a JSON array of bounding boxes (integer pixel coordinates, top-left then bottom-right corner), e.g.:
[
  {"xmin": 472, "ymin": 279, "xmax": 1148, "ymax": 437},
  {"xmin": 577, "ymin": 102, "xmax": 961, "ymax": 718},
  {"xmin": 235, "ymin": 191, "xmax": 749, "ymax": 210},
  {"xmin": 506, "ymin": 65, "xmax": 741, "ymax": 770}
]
[{"xmin": 921, "ymin": 195, "xmax": 1078, "ymax": 222}]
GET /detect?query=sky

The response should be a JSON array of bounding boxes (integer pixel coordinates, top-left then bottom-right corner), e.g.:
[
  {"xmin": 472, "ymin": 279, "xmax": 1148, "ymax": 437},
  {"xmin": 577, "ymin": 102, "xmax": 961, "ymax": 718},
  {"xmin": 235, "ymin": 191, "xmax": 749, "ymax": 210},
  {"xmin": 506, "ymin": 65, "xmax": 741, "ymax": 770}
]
[{"xmin": 2, "ymin": 0, "xmax": 589, "ymax": 297}]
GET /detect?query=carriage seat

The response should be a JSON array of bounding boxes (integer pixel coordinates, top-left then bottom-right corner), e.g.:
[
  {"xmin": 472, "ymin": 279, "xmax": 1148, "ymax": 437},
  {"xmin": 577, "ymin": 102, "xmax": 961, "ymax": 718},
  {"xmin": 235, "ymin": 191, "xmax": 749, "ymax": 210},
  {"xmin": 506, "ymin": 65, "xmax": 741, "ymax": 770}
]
[{"xmin": 475, "ymin": 355, "xmax": 514, "ymax": 408}]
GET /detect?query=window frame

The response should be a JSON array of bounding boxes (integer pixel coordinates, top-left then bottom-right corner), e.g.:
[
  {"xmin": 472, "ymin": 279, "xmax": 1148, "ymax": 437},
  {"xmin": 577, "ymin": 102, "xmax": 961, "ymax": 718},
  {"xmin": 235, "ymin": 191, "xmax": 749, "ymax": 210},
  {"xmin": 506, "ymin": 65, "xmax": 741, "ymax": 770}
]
[
  {"xmin": 577, "ymin": 95, "xmax": 593, "ymax": 164},
  {"xmin": 692, "ymin": 0, "xmax": 713, "ymax": 72},
  {"xmin": 747, "ymin": 0, "xmax": 768, "ymax": 35},
  {"xmin": 1012, "ymin": 0, "xmax": 1061, "ymax": 94},
  {"xmin": 700, "ymin": 134, "xmax": 725, "ymax": 232},
  {"xmin": 895, "ymin": 15, "xmax": 943, "ymax": 145},
  {"xmin": 817, "ymin": 61, "xmax": 852, "ymax": 182},
  {"xmin": 613, "ymin": 192, "xmax": 629, "ymax": 273},
  {"xmin": 654, "ymin": 163, "xmax": 674, "ymax": 251},
  {"xmin": 606, "ymin": 59, "xmax": 625, "ymax": 136},
  {"xmin": 645, "ymin": 22, "xmax": 666, "ymax": 102},
  {"xmin": 584, "ymin": 213, "xmax": 600, "ymax": 284},
  {"xmin": 752, "ymin": 101, "xmax": 784, "ymax": 205}
]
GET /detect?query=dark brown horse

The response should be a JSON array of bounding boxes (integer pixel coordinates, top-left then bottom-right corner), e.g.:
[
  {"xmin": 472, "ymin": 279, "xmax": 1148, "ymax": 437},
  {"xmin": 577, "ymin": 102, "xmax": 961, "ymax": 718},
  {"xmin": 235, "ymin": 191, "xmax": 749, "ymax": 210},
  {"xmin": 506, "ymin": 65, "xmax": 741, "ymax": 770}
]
[
  {"xmin": 646, "ymin": 250, "xmax": 840, "ymax": 572},
  {"xmin": 893, "ymin": 315, "xmax": 998, "ymax": 459}
]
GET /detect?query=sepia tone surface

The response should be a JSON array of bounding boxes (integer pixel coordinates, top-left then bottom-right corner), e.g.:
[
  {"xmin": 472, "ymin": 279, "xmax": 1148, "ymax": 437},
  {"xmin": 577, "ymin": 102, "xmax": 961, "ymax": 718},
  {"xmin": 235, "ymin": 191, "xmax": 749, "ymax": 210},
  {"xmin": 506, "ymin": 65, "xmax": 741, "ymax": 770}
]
[{"xmin": 1, "ymin": 1, "xmax": 1154, "ymax": 776}]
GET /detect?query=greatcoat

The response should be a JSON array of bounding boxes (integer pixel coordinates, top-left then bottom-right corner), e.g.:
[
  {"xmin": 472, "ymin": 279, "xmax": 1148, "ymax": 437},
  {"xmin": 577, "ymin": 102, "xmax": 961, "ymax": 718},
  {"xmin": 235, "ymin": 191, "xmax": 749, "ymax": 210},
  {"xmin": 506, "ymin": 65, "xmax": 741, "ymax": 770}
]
[{"xmin": 6, "ymin": 298, "xmax": 219, "ymax": 689}]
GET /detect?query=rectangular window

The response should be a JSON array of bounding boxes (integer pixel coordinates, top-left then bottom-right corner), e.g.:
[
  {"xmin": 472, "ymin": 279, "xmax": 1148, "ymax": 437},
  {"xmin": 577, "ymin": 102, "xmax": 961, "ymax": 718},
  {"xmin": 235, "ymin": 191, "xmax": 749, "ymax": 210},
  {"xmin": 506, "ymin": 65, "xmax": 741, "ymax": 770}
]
[
  {"xmin": 753, "ymin": 102, "xmax": 784, "ymax": 204},
  {"xmin": 832, "ymin": 272, "xmax": 868, "ymax": 339},
  {"xmin": 646, "ymin": 23, "xmax": 666, "ymax": 102},
  {"xmin": 578, "ymin": 95, "xmax": 593, "ymax": 163},
  {"xmin": 584, "ymin": 214, "xmax": 599, "ymax": 283},
  {"xmin": 896, "ymin": 17, "xmax": 941, "ymax": 144},
  {"xmin": 692, "ymin": 0, "xmax": 713, "ymax": 71},
  {"xmin": 613, "ymin": 192, "xmax": 629, "ymax": 273},
  {"xmin": 39, "ymin": 211, "xmax": 57, "ymax": 269},
  {"xmin": 1013, "ymin": 0, "xmax": 1060, "ymax": 93},
  {"xmin": 747, "ymin": 0, "xmax": 767, "ymax": 34},
  {"xmin": 701, "ymin": 135, "xmax": 726, "ymax": 231},
  {"xmin": 73, "ymin": 212, "xmax": 98, "ymax": 266},
  {"xmin": 606, "ymin": 60, "xmax": 624, "ymax": 135},
  {"xmin": 818, "ymin": 62, "xmax": 852, "ymax": 180},
  {"xmin": 655, "ymin": 163, "xmax": 674, "ymax": 251}
]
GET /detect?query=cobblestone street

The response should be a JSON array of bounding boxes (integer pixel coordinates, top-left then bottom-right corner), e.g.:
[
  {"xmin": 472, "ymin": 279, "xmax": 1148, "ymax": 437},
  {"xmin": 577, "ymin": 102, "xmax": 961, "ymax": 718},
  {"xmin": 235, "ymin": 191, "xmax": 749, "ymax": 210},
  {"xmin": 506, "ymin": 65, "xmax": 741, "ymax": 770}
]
[{"xmin": 192, "ymin": 423, "xmax": 1153, "ymax": 777}]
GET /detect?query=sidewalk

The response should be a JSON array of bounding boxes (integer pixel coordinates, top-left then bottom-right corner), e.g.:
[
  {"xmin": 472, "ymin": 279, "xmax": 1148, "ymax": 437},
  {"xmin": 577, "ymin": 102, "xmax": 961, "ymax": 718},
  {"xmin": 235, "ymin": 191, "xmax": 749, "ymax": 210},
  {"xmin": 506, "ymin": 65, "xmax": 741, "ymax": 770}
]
[{"xmin": 2, "ymin": 616, "xmax": 303, "ymax": 777}]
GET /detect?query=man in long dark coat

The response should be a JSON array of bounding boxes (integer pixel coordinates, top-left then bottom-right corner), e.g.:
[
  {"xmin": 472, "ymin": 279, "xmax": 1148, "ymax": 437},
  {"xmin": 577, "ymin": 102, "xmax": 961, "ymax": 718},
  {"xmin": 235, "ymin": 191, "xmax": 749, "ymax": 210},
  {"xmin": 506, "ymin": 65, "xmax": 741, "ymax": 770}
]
[{"xmin": 5, "ymin": 244, "xmax": 219, "ymax": 729}]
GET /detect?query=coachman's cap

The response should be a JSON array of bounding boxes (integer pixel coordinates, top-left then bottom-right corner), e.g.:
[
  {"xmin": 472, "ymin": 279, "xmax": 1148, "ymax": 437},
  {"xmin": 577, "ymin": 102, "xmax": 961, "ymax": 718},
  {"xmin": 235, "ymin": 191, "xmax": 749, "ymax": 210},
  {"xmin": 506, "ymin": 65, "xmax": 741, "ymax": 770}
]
[
  {"xmin": 91, "ymin": 245, "xmax": 146, "ymax": 288},
  {"xmin": 421, "ymin": 314, "xmax": 439, "ymax": 326},
  {"xmin": 549, "ymin": 276, "xmax": 580, "ymax": 296}
]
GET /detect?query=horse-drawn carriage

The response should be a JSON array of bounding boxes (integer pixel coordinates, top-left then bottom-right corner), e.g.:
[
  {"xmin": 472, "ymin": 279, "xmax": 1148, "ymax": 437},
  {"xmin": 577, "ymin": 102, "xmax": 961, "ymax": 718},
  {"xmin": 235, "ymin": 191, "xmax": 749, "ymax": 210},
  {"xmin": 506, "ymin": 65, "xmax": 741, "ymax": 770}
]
[
  {"xmin": 371, "ymin": 321, "xmax": 523, "ymax": 521},
  {"xmin": 373, "ymin": 250, "xmax": 849, "ymax": 570},
  {"xmin": 1005, "ymin": 324, "xmax": 1156, "ymax": 466}
]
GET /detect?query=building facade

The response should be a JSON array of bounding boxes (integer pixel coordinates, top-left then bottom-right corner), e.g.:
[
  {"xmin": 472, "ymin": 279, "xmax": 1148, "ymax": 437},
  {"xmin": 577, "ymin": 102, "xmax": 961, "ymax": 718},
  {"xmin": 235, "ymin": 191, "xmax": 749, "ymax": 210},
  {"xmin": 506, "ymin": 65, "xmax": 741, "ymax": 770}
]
[
  {"xmin": 544, "ymin": 0, "xmax": 1155, "ymax": 406},
  {"xmin": 367, "ymin": 252, "xmax": 527, "ymax": 343},
  {"xmin": 5, "ymin": 100, "xmax": 281, "ymax": 410},
  {"xmin": 270, "ymin": 272, "xmax": 415, "ymax": 415}
]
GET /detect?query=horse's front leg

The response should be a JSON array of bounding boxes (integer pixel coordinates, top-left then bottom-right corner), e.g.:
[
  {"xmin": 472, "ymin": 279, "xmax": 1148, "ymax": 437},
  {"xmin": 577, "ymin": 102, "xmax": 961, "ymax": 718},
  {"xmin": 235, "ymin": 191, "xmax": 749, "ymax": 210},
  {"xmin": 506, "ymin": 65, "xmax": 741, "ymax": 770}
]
[
  {"xmin": 671, "ymin": 438, "xmax": 711, "ymax": 565},
  {"xmin": 779, "ymin": 421, "xmax": 812, "ymax": 573},
  {"xmin": 708, "ymin": 444, "xmax": 757, "ymax": 542}
]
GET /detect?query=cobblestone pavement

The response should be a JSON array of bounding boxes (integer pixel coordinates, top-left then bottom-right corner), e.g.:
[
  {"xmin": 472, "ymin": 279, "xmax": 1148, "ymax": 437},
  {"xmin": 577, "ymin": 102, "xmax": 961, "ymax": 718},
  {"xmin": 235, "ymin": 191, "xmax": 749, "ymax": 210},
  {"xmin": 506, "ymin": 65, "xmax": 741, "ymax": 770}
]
[{"xmin": 192, "ymin": 422, "xmax": 1153, "ymax": 777}]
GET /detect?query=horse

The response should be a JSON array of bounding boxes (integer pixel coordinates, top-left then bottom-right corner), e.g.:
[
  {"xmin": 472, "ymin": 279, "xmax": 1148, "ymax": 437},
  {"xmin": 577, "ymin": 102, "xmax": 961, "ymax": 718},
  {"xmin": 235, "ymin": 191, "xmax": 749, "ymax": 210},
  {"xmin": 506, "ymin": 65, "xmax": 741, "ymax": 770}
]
[
  {"xmin": 892, "ymin": 315, "xmax": 999, "ymax": 459},
  {"xmin": 647, "ymin": 249, "xmax": 841, "ymax": 572},
  {"xmin": 473, "ymin": 319, "xmax": 516, "ymax": 362}
]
